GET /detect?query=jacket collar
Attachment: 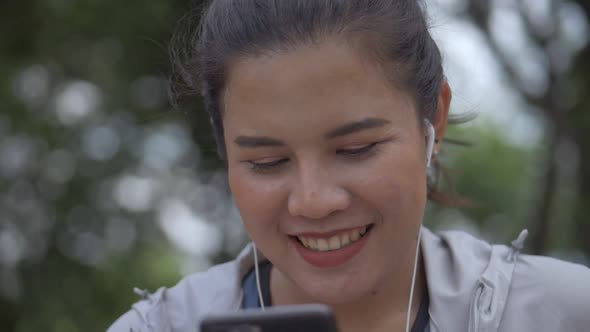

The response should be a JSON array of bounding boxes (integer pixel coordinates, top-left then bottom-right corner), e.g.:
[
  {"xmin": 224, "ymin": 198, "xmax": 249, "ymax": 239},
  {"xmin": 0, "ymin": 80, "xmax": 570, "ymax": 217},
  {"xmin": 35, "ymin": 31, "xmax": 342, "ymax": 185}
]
[{"xmin": 229, "ymin": 227, "xmax": 523, "ymax": 332}]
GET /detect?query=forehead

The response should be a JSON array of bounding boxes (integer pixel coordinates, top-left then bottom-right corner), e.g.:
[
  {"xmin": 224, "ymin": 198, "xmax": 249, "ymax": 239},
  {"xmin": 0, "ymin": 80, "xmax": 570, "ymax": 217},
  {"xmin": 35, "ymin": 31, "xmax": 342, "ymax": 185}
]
[{"xmin": 222, "ymin": 39, "xmax": 415, "ymax": 134}]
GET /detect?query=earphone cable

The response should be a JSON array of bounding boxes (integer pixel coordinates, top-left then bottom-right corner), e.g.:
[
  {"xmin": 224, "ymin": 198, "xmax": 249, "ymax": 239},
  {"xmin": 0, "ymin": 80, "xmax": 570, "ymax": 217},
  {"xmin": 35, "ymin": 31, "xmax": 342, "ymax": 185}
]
[{"xmin": 253, "ymin": 244, "xmax": 266, "ymax": 311}]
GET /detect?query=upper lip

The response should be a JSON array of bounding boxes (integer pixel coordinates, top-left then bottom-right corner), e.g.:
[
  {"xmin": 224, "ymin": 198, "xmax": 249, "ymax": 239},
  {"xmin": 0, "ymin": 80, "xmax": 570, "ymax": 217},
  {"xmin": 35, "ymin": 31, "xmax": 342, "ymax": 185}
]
[{"xmin": 289, "ymin": 224, "xmax": 372, "ymax": 238}]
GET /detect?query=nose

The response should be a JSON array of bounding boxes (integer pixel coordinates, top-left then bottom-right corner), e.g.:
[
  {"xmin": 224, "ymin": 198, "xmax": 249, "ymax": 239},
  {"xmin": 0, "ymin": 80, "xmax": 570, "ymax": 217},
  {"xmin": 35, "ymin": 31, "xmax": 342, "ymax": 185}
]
[{"xmin": 287, "ymin": 163, "xmax": 351, "ymax": 219}]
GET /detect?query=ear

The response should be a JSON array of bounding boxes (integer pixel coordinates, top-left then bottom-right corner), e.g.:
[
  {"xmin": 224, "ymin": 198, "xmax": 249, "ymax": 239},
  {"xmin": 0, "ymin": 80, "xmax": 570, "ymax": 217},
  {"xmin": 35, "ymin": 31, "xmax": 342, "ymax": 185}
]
[{"xmin": 433, "ymin": 80, "xmax": 452, "ymax": 153}]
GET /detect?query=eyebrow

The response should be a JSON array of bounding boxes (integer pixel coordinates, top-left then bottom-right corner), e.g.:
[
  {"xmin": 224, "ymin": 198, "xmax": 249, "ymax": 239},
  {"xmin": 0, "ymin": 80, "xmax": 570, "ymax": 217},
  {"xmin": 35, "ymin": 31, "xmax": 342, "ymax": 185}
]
[
  {"xmin": 233, "ymin": 117, "xmax": 390, "ymax": 148},
  {"xmin": 325, "ymin": 117, "xmax": 390, "ymax": 139},
  {"xmin": 234, "ymin": 135, "xmax": 284, "ymax": 148}
]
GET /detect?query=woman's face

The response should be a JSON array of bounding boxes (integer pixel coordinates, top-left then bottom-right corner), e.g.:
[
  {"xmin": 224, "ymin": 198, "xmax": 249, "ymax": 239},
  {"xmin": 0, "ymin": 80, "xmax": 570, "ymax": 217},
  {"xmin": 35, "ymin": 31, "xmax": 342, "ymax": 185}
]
[{"xmin": 223, "ymin": 39, "xmax": 435, "ymax": 304}]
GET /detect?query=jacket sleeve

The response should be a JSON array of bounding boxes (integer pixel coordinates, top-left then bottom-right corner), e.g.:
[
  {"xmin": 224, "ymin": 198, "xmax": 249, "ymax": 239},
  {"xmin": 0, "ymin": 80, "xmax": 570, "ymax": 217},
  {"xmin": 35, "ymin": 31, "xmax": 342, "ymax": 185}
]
[
  {"xmin": 105, "ymin": 257, "xmax": 247, "ymax": 332},
  {"xmin": 551, "ymin": 261, "xmax": 590, "ymax": 330},
  {"xmin": 502, "ymin": 255, "xmax": 590, "ymax": 331},
  {"xmin": 106, "ymin": 287, "xmax": 172, "ymax": 332},
  {"xmin": 107, "ymin": 310, "xmax": 146, "ymax": 332}
]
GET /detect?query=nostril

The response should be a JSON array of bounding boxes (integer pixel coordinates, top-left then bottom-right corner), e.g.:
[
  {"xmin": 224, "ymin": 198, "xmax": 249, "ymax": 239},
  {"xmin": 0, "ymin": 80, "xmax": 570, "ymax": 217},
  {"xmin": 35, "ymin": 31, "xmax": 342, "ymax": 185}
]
[{"xmin": 287, "ymin": 174, "xmax": 351, "ymax": 218}]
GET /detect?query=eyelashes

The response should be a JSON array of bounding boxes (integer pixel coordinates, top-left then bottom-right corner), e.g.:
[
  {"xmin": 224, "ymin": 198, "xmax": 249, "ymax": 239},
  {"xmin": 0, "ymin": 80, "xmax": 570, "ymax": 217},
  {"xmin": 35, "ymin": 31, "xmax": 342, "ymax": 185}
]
[
  {"xmin": 245, "ymin": 142, "xmax": 380, "ymax": 173},
  {"xmin": 246, "ymin": 158, "xmax": 289, "ymax": 172},
  {"xmin": 336, "ymin": 142, "xmax": 379, "ymax": 157}
]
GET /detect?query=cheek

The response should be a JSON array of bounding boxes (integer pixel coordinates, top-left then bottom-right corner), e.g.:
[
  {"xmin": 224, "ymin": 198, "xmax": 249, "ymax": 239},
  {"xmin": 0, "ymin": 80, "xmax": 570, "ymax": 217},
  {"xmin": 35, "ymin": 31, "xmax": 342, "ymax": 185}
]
[
  {"xmin": 228, "ymin": 168, "xmax": 286, "ymax": 230},
  {"xmin": 357, "ymin": 147, "xmax": 427, "ymax": 220}
]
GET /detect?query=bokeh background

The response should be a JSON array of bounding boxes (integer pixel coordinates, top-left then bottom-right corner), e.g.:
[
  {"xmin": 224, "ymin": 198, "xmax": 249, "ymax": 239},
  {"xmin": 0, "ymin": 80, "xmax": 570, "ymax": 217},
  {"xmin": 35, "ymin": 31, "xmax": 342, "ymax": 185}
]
[{"xmin": 1, "ymin": 0, "xmax": 589, "ymax": 330}]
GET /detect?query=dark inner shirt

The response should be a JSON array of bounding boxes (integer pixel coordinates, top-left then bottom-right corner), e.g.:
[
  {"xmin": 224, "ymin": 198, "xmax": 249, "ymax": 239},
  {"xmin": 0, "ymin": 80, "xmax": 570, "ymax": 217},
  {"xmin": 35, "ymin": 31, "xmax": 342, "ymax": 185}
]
[{"xmin": 242, "ymin": 261, "xmax": 430, "ymax": 332}]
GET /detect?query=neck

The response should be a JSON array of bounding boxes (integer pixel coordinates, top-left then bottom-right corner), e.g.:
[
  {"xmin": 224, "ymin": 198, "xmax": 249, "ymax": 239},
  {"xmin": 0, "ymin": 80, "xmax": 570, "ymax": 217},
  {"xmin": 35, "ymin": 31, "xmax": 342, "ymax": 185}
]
[
  {"xmin": 334, "ymin": 256, "xmax": 424, "ymax": 332},
  {"xmin": 270, "ymin": 254, "xmax": 426, "ymax": 332}
]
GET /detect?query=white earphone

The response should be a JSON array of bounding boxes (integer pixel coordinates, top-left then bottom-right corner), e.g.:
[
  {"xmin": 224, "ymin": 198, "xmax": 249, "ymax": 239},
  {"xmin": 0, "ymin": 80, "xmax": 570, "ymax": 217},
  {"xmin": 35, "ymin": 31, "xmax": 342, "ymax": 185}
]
[
  {"xmin": 424, "ymin": 119, "xmax": 436, "ymax": 168},
  {"xmin": 253, "ymin": 120, "xmax": 437, "ymax": 332},
  {"xmin": 252, "ymin": 245, "xmax": 266, "ymax": 310},
  {"xmin": 404, "ymin": 119, "xmax": 435, "ymax": 332}
]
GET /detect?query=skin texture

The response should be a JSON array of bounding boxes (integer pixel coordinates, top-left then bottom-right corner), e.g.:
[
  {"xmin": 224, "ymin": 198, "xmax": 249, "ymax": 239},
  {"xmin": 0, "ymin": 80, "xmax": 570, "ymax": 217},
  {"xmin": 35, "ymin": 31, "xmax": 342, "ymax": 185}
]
[{"xmin": 223, "ymin": 38, "xmax": 451, "ymax": 332}]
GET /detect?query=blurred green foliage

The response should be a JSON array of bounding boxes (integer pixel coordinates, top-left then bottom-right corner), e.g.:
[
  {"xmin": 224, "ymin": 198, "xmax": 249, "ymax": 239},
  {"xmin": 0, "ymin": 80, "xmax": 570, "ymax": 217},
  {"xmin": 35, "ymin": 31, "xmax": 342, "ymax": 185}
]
[
  {"xmin": 0, "ymin": 1, "xmax": 588, "ymax": 331},
  {"xmin": 0, "ymin": 1, "xmax": 214, "ymax": 330}
]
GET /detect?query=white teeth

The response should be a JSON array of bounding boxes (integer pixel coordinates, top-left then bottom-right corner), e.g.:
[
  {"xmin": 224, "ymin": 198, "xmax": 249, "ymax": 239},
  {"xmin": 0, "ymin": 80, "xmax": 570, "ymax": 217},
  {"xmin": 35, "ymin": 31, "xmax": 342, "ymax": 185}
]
[
  {"xmin": 341, "ymin": 233, "xmax": 351, "ymax": 246},
  {"xmin": 317, "ymin": 238, "xmax": 329, "ymax": 251},
  {"xmin": 328, "ymin": 236, "xmax": 340, "ymax": 250},
  {"xmin": 360, "ymin": 226, "xmax": 367, "ymax": 235},
  {"xmin": 297, "ymin": 225, "xmax": 371, "ymax": 252},
  {"xmin": 300, "ymin": 237, "xmax": 309, "ymax": 247},
  {"xmin": 308, "ymin": 238, "xmax": 317, "ymax": 250}
]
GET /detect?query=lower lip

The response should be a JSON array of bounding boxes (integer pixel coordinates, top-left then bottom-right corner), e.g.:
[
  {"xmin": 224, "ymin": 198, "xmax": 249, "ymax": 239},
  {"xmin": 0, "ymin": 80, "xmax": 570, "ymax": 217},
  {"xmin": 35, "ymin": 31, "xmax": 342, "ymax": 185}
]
[{"xmin": 291, "ymin": 227, "xmax": 372, "ymax": 268}]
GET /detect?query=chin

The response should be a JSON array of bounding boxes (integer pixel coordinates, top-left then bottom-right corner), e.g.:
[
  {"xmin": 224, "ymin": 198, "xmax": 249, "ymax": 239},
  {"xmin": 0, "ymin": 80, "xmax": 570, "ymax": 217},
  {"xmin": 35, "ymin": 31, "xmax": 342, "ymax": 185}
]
[
  {"xmin": 308, "ymin": 278, "xmax": 377, "ymax": 306},
  {"xmin": 288, "ymin": 262, "xmax": 380, "ymax": 305}
]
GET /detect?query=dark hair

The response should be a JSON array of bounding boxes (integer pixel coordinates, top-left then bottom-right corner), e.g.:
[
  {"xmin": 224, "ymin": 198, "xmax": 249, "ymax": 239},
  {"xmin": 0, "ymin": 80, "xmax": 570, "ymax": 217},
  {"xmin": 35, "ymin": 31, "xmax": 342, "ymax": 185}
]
[{"xmin": 169, "ymin": 0, "xmax": 461, "ymax": 204}]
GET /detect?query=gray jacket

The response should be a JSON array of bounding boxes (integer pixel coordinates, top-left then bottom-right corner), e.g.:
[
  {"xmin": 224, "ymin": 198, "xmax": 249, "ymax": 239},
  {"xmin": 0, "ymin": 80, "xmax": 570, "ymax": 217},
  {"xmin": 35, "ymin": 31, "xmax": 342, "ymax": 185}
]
[{"xmin": 108, "ymin": 228, "xmax": 590, "ymax": 331}]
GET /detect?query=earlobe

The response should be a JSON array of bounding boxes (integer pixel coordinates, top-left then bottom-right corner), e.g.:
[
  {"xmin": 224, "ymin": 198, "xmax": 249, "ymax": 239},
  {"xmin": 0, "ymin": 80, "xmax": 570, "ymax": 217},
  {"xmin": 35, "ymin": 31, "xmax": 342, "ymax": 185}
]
[{"xmin": 434, "ymin": 81, "xmax": 452, "ymax": 146}]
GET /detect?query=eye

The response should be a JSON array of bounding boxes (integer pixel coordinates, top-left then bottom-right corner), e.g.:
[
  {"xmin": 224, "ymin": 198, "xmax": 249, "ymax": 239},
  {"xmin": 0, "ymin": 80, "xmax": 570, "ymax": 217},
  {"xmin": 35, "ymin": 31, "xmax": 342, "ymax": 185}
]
[
  {"xmin": 337, "ymin": 142, "xmax": 379, "ymax": 158},
  {"xmin": 245, "ymin": 158, "xmax": 289, "ymax": 173}
]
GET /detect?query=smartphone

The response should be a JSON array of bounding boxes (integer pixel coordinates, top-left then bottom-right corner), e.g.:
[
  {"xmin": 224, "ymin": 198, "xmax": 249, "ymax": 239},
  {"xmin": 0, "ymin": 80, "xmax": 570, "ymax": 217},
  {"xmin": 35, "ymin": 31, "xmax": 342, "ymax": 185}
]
[{"xmin": 200, "ymin": 304, "xmax": 339, "ymax": 332}]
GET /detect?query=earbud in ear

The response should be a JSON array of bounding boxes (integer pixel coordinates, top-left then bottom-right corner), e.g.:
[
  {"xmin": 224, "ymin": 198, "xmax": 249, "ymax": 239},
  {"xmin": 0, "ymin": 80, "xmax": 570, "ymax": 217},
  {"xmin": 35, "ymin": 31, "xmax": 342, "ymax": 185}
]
[{"xmin": 424, "ymin": 119, "xmax": 436, "ymax": 168}]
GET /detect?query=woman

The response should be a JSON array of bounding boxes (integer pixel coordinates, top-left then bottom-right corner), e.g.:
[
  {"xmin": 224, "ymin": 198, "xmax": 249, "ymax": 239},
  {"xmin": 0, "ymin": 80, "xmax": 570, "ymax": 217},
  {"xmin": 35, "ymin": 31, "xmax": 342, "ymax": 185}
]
[{"xmin": 109, "ymin": 1, "xmax": 590, "ymax": 331}]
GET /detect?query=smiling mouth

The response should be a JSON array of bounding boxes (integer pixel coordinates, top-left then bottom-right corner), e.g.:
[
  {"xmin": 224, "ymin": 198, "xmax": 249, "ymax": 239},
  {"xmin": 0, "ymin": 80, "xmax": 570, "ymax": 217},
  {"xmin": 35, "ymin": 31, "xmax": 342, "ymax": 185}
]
[{"xmin": 291, "ymin": 224, "xmax": 374, "ymax": 252}]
